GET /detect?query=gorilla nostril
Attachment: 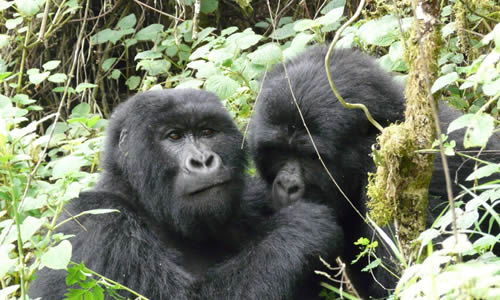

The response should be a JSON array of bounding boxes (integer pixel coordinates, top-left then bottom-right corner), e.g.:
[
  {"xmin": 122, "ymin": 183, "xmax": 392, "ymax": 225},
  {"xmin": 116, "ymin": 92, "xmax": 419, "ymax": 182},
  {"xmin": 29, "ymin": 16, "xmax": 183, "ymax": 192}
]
[
  {"xmin": 189, "ymin": 158, "xmax": 203, "ymax": 169},
  {"xmin": 205, "ymin": 154, "xmax": 214, "ymax": 167}
]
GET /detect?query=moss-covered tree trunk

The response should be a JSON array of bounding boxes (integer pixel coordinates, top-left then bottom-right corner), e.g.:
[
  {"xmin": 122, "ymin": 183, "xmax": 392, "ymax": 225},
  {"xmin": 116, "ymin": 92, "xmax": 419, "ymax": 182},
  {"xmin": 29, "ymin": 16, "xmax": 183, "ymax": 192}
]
[{"xmin": 367, "ymin": 0, "xmax": 441, "ymax": 258}]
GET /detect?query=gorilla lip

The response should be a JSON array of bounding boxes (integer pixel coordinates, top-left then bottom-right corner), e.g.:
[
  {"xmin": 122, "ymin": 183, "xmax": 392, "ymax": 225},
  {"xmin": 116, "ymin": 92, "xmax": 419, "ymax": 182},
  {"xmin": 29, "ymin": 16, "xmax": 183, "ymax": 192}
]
[{"xmin": 187, "ymin": 180, "xmax": 230, "ymax": 196}]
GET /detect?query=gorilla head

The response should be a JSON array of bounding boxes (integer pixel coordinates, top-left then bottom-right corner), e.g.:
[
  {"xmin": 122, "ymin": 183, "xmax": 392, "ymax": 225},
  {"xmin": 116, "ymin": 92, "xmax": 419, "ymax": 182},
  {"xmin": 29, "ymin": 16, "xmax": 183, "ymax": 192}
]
[
  {"xmin": 100, "ymin": 89, "xmax": 246, "ymax": 239},
  {"xmin": 248, "ymin": 47, "xmax": 405, "ymax": 216}
]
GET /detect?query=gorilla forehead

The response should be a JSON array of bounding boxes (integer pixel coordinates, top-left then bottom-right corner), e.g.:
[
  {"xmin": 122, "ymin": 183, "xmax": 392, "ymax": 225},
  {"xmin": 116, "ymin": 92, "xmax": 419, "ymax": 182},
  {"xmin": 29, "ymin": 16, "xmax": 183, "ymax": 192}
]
[{"xmin": 125, "ymin": 89, "xmax": 234, "ymax": 128}]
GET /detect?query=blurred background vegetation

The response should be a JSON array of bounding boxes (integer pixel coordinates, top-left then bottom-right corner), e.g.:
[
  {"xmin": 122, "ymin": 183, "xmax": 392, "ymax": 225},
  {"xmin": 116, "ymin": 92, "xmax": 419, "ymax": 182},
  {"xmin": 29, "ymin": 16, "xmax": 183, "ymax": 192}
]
[{"xmin": 0, "ymin": 0, "xmax": 498, "ymax": 299}]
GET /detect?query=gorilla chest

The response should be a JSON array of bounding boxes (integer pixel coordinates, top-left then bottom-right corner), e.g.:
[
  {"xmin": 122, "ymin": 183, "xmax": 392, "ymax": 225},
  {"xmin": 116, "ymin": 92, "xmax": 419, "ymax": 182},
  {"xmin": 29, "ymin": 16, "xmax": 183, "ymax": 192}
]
[{"xmin": 178, "ymin": 240, "xmax": 238, "ymax": 275}]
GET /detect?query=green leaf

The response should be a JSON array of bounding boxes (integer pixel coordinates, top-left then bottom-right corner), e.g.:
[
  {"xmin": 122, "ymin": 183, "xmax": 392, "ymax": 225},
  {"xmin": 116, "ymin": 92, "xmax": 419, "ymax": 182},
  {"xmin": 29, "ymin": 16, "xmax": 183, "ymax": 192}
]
[
  {"xmin": 0, "ymin": 285, "xmax": 19, "ymax": 299},
  {"xmin": 207, "ymin": 49, "xmax": 233, "ymax": 65},
  {"xmin": 361, "ymin": 258, "xmax": 381, "ymax": 272},
  {"xmin": 193, "ymin": 27, "xmax": 216, "ymax": 46},
  {"xmin": 248, "ymin": 43, "xmax": 282, "ymax": 66},
  {"xmin": 137, "ymin": 60, "xmax": 171, "ymax": 76},
  {"xmin": 200, "ymin": 0, "xmax": 218, "ymax": 13},
  {"xmin": 176, "ymin": 79, "xmax": 204, "ymax": 89},
  {"xmin": 135, "ymin": 50, "xmax": 162, "ymax": 60},
  {"xmin": 48, "ymin": 73, "xmax": 68, "ymax": 83},
  {"xmin": 20, "ymin": 216, "xmax": 46, "ymax": 241},
  {"xmin": 389, "ymin": 41, "xmax": 404, "ymax": 62},
  {"xmin": 221, "ymin": 26, "xmax": 238, "ymax": 36},
  {"xmin": 126, "ymin": 76, "xmax": 141, "ymax": 90},
  {"xmin": 41, "ymin": 240, "xmax": 72, "ymax": 270},
  {"xmin": 66, "ymin": 263, "xmax": 87, "ymax": 286},
  {"xmin": 448, "ymin": 113, "xmax": 495, "ymax": 148},
  {"xmin": 318, "ymin": 7, "xmax": 344, "ymax": 26},
  {"xmin": 293, "ymin": 19, "xmax": 314, "ymax": 32},
  {"xmin": 15, "ymin": 0, "xmax": 43, "ymax": 17},
  {"xmin": 442, "ymin": 21, "xmax": 456, "ymax": 38},
  {"xmin": 117, "ymin": 14, "xmax": 136, "ymax": 30},
  {"xmin": 320, "ymin": 0, "xmax": 345, "ymax": 14},
  {"xmin": 466, "ymin": 164, "xmax": 500, "ymax": 181},
  {"xmin": 236, "ymin": 29, "xmax": 261, "ymax": 50},
  {"xmin": 75, "ymin": 83, "xmax": 98, "ymax": 93},
  {"xmin": 0, "ymin": 35, "xmax": 10, "ymax": 49},
  {"xmin": 42, "ymin": 60, "xmax": 61, "ymax": 71},
  {"xmin": 431, "ymin": 72, "xmax": 459, "ymax": 93},
  {"xmin": 109, "ymin": 69, "xmax": 121, "ymax": 79},
  {"xmin": 205, "ymin": 75, "xmax": 240, "ymax": 99},
  {"xmin": 101, "ymin": 58, "xmax": 117, "ymax": 72},
  {"xmin": 91, "ymin": 29, "xmax": 117, "ymax": 44},
  {"xmin": 290, "ymin": 32, "xmax": 314, "ymax": 50},
  {"xmin": 52, "ymin": 156, "xmax": 86, "ymax": 179},
  {"xmin": 274, "ymin": 23, "xmax": 295, "ymax": 40},
  {"xmin": 0, "ymin": 245, "xmax": 16, "ymax": 278},
  {"xmin": 27, "ymin": 69, "xmax": 50, "ymax": 85},
  {"xmin": 358, "ymin": 15, "xmax": 399, "ymax": 46},
  {"xmin": 483, "ymin": 78, "xmax": 500, "ymax": 96},
  {"xmin": 5, "ymin": 17, "xmax": 23, "ymax": 30},
  {"xmin": 78, "ymin": 209, "xmax": 120, "ymax": 215},
  {"xmin": 190, "ymin": 44, "xmax": 212, "ymax": 60},
  {"xmin": 136, "ymin": 24, "xmax": 164, "ymax": 41}
]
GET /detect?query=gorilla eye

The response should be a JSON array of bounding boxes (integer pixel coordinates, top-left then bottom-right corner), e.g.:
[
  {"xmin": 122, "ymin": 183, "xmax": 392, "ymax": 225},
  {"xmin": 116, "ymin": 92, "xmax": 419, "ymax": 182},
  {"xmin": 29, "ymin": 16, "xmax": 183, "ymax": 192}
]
[
  {"xmin": 201, "ymin": 128, "xmax": 215, "ymax": 137},
  {"xmin": 167, "ymin": 131, "xmax": 182, "ymax": 141}
]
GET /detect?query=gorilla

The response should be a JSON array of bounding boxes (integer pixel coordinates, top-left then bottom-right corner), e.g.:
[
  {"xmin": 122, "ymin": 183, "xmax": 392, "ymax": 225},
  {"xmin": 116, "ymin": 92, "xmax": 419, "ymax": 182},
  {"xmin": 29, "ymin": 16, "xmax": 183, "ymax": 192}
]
[
  {"xmin": 248, "ymin": 46, "xmax": 499, "ymax": 298},
  {"xmin": 29, "ymin": 89, "xmax": 343, "ymax": 299}
]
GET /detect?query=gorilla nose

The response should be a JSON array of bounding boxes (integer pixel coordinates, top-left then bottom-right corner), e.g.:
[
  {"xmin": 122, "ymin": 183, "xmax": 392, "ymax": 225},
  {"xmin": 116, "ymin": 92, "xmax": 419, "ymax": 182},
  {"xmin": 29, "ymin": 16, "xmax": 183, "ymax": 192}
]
[
  {"xmin": 273, "ymin": 175, "xmax": 305, "ymax": 204},
  {"xmin": 185, "ymin": 151, "xmax": 222, "ymax": 174}
]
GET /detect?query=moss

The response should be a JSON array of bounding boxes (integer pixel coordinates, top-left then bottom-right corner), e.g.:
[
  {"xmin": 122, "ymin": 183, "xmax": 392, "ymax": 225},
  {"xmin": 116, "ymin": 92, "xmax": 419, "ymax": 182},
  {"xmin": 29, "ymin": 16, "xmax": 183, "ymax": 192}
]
[{"xmin": 367, "ymin": 0, "xmax": 441, "ymax": 256}]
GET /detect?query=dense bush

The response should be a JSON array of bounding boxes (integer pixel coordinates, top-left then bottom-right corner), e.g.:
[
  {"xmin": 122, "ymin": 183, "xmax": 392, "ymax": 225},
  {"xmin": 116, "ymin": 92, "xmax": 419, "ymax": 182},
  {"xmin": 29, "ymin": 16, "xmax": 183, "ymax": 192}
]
[{"xmin": 0, "ymin": 0, "xmax": 498, "ymax": 299}]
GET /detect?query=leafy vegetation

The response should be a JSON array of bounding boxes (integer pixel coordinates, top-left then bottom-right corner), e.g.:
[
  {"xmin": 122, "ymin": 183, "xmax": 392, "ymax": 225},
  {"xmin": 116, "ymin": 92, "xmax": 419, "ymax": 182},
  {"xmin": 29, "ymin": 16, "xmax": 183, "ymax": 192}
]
[{"xmin": 0, "ymin": 0, "xmax": 498, "ymax": 299}]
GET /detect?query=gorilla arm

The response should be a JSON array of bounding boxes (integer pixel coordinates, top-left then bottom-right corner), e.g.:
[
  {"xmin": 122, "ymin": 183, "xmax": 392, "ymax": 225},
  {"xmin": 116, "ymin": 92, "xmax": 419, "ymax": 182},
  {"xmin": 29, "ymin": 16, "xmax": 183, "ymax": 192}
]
[
  {"xmin": 195, "ymin": 201, "xmax": 343, "ymax": 300},
  {"xmin": 28, "ymin": 191, "xmax": 194, "ymax": 300}
]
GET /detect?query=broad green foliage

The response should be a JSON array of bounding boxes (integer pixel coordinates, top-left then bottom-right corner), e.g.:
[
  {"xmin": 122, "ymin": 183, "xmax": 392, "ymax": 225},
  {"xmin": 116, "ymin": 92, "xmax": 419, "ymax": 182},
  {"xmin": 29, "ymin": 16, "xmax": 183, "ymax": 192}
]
[{"xmin": 0, "ymin": 0, "xmax": 498, "ymax": 299}]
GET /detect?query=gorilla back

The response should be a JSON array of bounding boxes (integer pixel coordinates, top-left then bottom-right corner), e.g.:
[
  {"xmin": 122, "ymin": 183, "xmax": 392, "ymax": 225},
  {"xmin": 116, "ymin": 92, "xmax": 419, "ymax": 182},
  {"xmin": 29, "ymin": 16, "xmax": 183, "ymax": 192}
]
[{"xmin": 30, "ymin": 89, "xmax": 343, "ymax": 300}]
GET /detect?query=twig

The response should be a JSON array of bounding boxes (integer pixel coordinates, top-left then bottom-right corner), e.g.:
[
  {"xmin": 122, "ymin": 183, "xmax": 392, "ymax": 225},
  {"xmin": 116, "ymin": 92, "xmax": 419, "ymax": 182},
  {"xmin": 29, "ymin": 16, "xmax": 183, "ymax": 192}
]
[
  {"xmin": 241, "ymin": 68, "xmax": 268, "ymax": 149},
  {"xmin": 192, "ymin": 0, "xmax": 201, "ymax": 40},
  {"xmin": 414, "ymin": 3, "xmax": 459, "ymax": 257},
  {"xmin": 324, "ymin": 0, "xmax": 383, "ymax": 132},
  {"xmin": 38, "ymin": 0, "xmax": 50, "ymax": 41},
  {"xmin": 133, "ymin": 0, "xmax": 184, "ymax": 21}
]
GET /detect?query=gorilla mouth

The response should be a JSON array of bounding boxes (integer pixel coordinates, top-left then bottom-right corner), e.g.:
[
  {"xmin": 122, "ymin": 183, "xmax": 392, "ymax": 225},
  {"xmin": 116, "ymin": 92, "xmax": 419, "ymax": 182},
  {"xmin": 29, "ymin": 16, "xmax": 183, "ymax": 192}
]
[{"xmin": 187, "ymin": 180, "xmax": 230, "ymax": 196}]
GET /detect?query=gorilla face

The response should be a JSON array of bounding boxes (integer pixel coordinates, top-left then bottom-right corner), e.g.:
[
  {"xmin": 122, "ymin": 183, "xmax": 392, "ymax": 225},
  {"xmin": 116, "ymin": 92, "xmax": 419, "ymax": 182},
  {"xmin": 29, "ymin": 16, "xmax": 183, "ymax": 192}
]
[
  {"xmin": 249, "ymin": 47, "xmax": 406, "ymax": 216},
  {"xmin": 102, "ymin": 89, "xmax": 246, "ymax": 238}
]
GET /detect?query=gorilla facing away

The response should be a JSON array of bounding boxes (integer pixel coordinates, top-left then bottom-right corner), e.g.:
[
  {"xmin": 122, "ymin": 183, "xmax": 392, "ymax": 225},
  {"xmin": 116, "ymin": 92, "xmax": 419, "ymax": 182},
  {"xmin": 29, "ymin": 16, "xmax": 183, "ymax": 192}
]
[
  {"xmin": 29, "ymin": 89, "xmax": 343, "ymax": 299},
  {"xmin": 248, "ymin": 46, "xmax": 499, "ymax": 298}
]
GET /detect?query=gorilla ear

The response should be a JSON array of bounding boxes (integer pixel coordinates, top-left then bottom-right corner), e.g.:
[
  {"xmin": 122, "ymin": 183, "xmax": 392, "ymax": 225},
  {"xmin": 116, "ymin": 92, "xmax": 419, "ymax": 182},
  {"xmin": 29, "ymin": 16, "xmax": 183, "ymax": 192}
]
[{"xmin": 118, "ymin": 129, "xmax": 128, "ymax": 151}]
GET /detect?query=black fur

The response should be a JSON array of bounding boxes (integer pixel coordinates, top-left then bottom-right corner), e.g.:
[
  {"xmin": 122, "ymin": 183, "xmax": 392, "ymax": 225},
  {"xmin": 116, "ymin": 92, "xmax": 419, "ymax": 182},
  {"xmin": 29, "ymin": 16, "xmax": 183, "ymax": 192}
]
[
  {"xmin": 29, "ymin": 89, "xmax": 343, "ymax": 299},
  {"xmin": 248, "ymin": 46, "xmax": 499, "ymax": 298}
]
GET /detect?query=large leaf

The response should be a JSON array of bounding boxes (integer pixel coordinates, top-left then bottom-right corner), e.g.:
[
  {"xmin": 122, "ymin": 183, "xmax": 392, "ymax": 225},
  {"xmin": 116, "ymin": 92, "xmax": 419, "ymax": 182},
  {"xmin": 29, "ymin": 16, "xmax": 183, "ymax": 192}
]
[
  {"xmin": 431, "ymin": 72, "xmax": 459, "ymax": 93},
  {"xmin": 358, "ymin": 15, "xmax": 399, "ymax": 46},
  {"xmin": 248, "ymin": 43, "xmax": 282, "ymax": 66},
  {"xmin": 117, "ymin": 14, "xmax": 137, "ymax": 30},
  {"xmin": 52, "ymin": 156, "xmax": 87, "ymax": 179},
  {"xmin": 136, "ymin": 24, "xmax": 164, "ymax": 41},
  {"xmin": 15, "ymin": 0, "xmax": 42, "ymax": 17},
  {"xmin": 41, "ymin": 240, "xmax": 72, "ymax": 270},
  {"xmin": 448, "ymin": 113, "xmax": 495, "ymax": 148},
  {"xmin": 0, "ymin": 245, "xmax": 16, "ymax": 277},
  {"xmin": 205, "ymin": 75, "xmax": 240, "ymax": 99},
  {"xmin": 200, "ymin": 0, "xmax": 218, "ymax": 13}
]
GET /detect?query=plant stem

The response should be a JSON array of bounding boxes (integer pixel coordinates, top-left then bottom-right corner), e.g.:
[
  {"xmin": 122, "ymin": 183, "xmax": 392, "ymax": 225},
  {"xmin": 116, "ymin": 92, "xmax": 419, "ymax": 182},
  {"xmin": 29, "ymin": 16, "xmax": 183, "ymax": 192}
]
[{"xmin": 16, "ymin": 20, "xmax": 32, "ymax": 97}]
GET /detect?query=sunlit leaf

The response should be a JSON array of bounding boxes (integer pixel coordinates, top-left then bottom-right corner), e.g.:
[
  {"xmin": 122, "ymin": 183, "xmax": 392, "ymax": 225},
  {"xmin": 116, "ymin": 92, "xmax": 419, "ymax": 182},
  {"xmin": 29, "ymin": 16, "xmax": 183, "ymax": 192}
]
[{"xmin": 41, "ymin": 240, "xmax": 72, "ymax": 270}]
